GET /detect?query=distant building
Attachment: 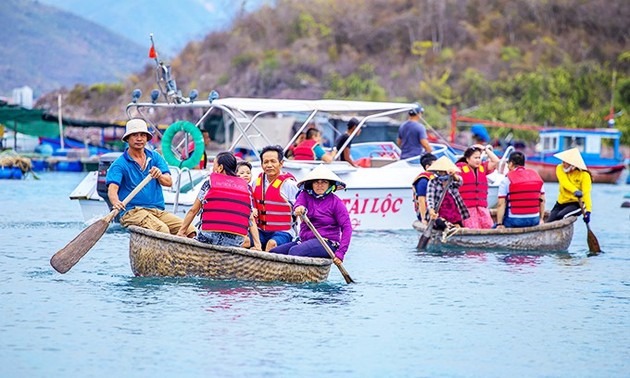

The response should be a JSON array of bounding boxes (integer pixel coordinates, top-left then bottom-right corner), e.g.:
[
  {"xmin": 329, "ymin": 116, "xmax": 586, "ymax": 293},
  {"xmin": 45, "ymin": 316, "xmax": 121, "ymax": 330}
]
[{"xmin": 12, "ymin": 86, "xmax": 33, "ymax": 109}]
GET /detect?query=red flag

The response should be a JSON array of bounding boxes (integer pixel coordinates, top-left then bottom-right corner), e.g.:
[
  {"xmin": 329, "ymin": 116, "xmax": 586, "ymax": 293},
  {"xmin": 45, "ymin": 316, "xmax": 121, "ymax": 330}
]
[{"xmin": 149, "ymin": 45, "xmax": 157, "ymax": 59}]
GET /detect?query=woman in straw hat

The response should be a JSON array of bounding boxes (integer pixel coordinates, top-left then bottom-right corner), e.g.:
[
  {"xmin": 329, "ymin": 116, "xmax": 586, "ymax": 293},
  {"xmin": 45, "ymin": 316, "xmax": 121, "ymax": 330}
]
[
  {"xmin": 547, "ymin": 147, "xmax": 592, "ymax": 223},
  {"xmin": 425, "ymin": 156, "xmax": 470, "ymax": 230},
  {"xmin": 269, "ymin": 164, "xmax": 352, "ymax": 264}
]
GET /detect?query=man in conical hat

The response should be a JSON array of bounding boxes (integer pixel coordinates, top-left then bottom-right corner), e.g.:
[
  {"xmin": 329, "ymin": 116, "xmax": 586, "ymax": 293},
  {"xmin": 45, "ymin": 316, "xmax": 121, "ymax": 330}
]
[
  {"xmin": 547, "ymin": 147, "xmax": 592, "ymax": 223},
  {"xmin": 269, "ymin": 164, "xmax": 352, "ymax": 264},
  {"xmin": 425, "ymin": 156, "xmax": 469, "ymax": 230}
]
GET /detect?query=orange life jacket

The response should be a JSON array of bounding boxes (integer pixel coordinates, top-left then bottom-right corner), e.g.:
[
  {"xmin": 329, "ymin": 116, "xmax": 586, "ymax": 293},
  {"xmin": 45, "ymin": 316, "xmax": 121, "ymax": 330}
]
[
  {"xmin": 506, "ymin": 167, "xmax": 543, "ymax": 215},
  {"xmin": 457, "ymin": 162, "xmax": 489, "ymax": 208},
  {"xmin": 411, "ymin": 171, "xmax": 435, "ymax": 214},
  {"xmin": 252, "ymin": 172, "xmax": 296, "ymax": 232},
  {"xmin": 292, "ymin": 139, "xmax": 317, "ymax": 160},
  {"xmin": 201, "ymin": 173, "xmax": 251, "ymax": 236}
]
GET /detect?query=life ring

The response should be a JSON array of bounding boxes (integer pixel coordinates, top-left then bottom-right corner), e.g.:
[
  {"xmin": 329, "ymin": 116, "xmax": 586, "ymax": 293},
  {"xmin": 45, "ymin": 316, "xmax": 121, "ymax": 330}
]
[{"xmin": 161, "ymin": 120, "xmax": 204, "ymax": 169}]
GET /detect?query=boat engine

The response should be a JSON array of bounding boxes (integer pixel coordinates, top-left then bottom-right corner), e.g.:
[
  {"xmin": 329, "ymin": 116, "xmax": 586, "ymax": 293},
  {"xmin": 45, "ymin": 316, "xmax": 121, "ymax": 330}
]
[{"xmin": 96, "ymin": 152, "xmax": 122, "ymax": 210}]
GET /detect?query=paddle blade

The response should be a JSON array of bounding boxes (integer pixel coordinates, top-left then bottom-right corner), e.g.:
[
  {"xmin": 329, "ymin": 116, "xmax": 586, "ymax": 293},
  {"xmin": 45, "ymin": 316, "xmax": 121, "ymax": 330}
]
[
  {"xmin": 586, "ymin": 226, "xmax": 601, "ymax": 256},
  {"xmin": 336, "ymin": 262, "xmax": 355, "ymax": 284},
  {"xmin": 50, "ymin": 219, "xmax": 110, "ymax": 273},
  {"xmin": 417, "ymin": 222, "xmax": 433, "ymax": 250}
]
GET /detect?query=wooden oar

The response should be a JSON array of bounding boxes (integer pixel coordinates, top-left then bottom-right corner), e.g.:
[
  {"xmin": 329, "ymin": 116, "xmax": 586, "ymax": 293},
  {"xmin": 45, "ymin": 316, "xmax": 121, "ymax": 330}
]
[
  {"xmin": 50, "ymin": 175, "xmax": 153, "ymax": 273},
  {"xmin": 417, "ymin": 175, "xmax": 454, "ymax": 250},
  {"xmin": 300, "ymin": 214, "xmax": 355, "ymax": 284},
  {"xmin": 577, "ymin": 198, "xmax": 601, "ymax": 256}
]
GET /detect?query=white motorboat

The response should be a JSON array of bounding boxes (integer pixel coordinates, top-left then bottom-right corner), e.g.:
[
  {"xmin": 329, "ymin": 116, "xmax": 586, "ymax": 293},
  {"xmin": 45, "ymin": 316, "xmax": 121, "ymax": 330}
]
[{"xmin": 69, "ymin": 97, "xmax": 503, "ymax": 230}]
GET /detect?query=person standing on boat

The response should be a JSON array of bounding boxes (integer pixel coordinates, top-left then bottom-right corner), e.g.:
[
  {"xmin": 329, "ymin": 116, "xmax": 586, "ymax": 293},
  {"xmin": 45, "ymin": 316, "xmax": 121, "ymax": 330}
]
[
  {"xmin": 177, "ymin": 152, "xmax": 259, "ymax": 248},
  {"xmin": 270, "ymin": 165, "xmax": 351, "ymax": 264},
  {"xmin": 293, "ymin": 128, "xmax": 333, "ymax": 162},
  {"xmin": 335, "ymin": 118, "xmax": 361, "ymax": 167},
  {"xmin": 546, "ymin": 148, "xmax": 592, "ymax": 223},
  {"xmin": 253, "ymin": 145, "xmax": 299, "ymax": 251},
  {"xmin": 495, "ymin": 151, "xmax": 545, "ymax": 228},
  {"xmin": 397, "ymin": 104, "xmax": 433, "ymax": 161},
  {"xmin": 107, "ymin": 119, "xmax": 196, "ymax": 236},
  {"xmin": 411, "ymin": 153, "xmax": 437, "ymax": 223},
  {"xmin": 426, "ymin": 156, "xmax": 469, "ymax": 230},
  {"xmin": 455, "ymin": 144, "xmax": 500, "ymax": 228}
]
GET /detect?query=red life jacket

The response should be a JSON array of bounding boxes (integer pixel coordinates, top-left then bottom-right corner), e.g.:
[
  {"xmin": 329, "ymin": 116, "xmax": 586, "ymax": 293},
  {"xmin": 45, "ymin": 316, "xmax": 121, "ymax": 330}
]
[
  {"xmin": 293, "ymin": 139, "xmax": 317, "ymax": 160},
  {"xmin": 253, "ymin": 172, "xmax": 296, "ymax": 232},
  {"xmin": 457, "ymin": 162, "xmax": 489, "ymax": 208},
  {"xmin": 201, "ymin": 173, "xmax": 252, "ymax": 236},
  {"xmin": 411, "ymin": 171, "xmax": 435, "ymax": 213},
  {"xmin": 506, "ymin": 167, "xmax": 544, "ymax": 215}
]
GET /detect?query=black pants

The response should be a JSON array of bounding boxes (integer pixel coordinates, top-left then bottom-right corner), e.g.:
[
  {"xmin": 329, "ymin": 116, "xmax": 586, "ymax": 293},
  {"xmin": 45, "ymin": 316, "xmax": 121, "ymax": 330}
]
[{"xmin": 547, "ymin": 201, "xmax": 581, "ymax": 222}]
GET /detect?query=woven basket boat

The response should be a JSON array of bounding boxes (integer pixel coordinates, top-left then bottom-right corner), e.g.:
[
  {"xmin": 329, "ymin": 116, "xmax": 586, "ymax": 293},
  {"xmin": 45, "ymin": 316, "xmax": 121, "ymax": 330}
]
[
  {"xmin": 413, "ymin": 216, "xmax": 577, "ymax": 252},
  {"xmin": 128, "ymin": 226, "xmax": 332, "ymax": 283}
]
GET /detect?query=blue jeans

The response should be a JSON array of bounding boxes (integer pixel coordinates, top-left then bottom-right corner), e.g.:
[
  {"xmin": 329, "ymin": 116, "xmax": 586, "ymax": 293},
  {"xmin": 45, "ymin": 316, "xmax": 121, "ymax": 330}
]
[
  {"xmin": 196, "ymin": 231, "xmax": 244, "ymax": 247},
  {"xmin": 257, "ymin": 229, "xmax": 293, "ymax": 249},
  {"xmin": 503, "ymin": 215, "xmax": 539, "ymax": 228}
]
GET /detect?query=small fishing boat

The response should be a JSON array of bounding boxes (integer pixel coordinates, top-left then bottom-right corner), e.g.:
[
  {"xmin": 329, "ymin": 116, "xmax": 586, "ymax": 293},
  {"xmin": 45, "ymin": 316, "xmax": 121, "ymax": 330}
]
[
  {"xmin": 526, "ymin": 128, "xmax": 625, "ymax": 184},
  {"xmin": 128, "ymin": 226, "xmax": 332, "ymax": 283},
  {"xmin": 412, "ymin": 216, "xmax": 577, "ymax": 252}
]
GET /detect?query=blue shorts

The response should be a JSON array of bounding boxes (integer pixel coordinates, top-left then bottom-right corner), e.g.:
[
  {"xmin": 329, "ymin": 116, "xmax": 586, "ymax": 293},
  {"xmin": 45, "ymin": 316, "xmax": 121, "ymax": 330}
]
[{"xmin": 256, "ymin": 229, "xmax": 293, "ymax": 248}]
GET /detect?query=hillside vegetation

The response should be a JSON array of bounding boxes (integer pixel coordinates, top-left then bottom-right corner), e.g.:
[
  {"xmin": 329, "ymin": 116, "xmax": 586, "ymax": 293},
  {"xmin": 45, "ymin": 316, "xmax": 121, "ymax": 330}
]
[{"xmin": 37, "ymin": 0, "xmax": 630, "ymax": 144}]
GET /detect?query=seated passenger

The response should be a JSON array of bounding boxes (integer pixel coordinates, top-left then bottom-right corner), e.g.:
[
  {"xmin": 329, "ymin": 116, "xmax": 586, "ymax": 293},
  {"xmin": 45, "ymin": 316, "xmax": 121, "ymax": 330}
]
[
  {"xmin": 426, "ymin": 156, "xmax": 470, "ymax": 230},
  {"xmin": 177, "ymin": 152, "xmax": 254, "ymax": 247},
  {"xmin": 252, "ymin": 145, "xmax": 300, "ymax": 251},
  {"xmin": 270, "ymin": 164, "xmax": 351, "ymax": 264},
  {"xmin": 411, "ymin": 153, "xmax": 437, "ymax": 223},
  {"xmin": 455, "ymin": 144, "xmax": 500, "ymax": 229},
  {"xmin": 495, "ymin": 151, "xmax": 545, "ymax": 228},
  {"xmin": 335, "ymin": 118, "xmax": 361, "ymax": 167},
  {"xmin": 293, "ymin": 128, "xmax": 333, "ymax": 162},
  {"xmin": 236, "ymin": 161, "xmax": 262, "ymax": 250}
]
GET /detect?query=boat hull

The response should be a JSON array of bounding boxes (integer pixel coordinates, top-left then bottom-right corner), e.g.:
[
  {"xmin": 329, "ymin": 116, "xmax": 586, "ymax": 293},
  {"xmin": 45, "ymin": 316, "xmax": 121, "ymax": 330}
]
[
  {"xmin": 526, "ymin": 161, "xmax": 625, "ymax": 184},
  {"xmin": 128, "ymin": 226, "xmax": 332, "ymax": 283},
  {"xmin": 413, "ymin": 216, "xmax": 576, "ymax": 252}
]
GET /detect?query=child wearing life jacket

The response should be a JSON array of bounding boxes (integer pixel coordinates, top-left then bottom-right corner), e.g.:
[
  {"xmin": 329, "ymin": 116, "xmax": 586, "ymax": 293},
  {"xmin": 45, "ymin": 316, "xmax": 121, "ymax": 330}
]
[
  {"xmin": 236, "ymin": 160, "xmax": 262, "ymax": 250},
  {"xmin": 426, "ymin": 156, "xmax": 470, "ymax": 230}
]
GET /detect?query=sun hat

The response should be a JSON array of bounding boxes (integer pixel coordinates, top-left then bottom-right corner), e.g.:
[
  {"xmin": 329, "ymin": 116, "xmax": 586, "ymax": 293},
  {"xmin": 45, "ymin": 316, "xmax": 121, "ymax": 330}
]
[
  {"xmin": 296, "ymin": 164, "xmax": 346, "ymax": 191},
  {"xmin": 122, "ymin": 119, "xmax": 153, "ymax": 142},
  {"xmin": 427, "ymin": 156, "xmax": 460, "ymax": 173},
  {"xmin": 553, "ymin": 147, "xmax": 587, "ymax": 171}
]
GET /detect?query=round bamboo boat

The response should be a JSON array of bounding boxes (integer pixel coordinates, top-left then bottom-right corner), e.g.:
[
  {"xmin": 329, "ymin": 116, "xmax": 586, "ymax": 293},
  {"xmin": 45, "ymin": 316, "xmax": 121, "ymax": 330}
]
[
  {"xmin": 413, "ymin": 216, "xmax": 577, "ymax": 252},
  {"xmin": 128, "ymin": 226, "xmax": 332, "ymax": 283}
]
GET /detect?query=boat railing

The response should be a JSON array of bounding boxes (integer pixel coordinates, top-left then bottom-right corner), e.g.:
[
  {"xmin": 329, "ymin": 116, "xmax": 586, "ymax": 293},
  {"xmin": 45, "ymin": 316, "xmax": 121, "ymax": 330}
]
[
  {"xmin": 168, "ymin": 166, "xmax": 195, "ymax": 214},
  {"xmin": 495, "ymin": 145, "xmax": 515, "ymax": 175}
]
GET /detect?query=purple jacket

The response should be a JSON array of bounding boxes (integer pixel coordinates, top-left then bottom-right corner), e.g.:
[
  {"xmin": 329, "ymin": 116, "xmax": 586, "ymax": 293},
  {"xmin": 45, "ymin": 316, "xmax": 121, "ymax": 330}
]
[{"xmin": 295, "ymin": 191, "xmax": 352, "ymax": 260}]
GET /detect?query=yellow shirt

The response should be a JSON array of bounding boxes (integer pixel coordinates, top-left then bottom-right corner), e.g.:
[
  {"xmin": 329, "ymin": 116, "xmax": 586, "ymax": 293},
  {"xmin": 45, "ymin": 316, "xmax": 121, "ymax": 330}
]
[{"xmin": 555, "ymin": 164, "xmax": 592, "ymax": 212}]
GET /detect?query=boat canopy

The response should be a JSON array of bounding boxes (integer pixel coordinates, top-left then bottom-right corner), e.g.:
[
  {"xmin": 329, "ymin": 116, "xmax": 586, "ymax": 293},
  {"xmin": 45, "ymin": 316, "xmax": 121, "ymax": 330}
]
[{"xmin": 212, "ymin": 98, "xmax": 418, "ymax": 113}]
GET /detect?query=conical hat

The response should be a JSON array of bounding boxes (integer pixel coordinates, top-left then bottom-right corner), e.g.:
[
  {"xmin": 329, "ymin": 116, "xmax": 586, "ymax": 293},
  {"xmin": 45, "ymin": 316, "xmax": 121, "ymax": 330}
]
[
  {"xmin": 554, "ymin": 148, "xmax": 587, "ymax": 171},
  {"xmin": 297, "ymin": 164, "xmax": 346, "ymax": 190},
  {"xmin": 427, "ymin": 156, "xmax": 460, "ymax": 173}
]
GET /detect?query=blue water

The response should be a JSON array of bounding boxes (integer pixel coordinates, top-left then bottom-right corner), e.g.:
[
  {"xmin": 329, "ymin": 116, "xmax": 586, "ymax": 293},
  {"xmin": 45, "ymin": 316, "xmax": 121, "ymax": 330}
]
[{"xmin": 1, "ymin": 172, "xmax": 629, "ymax": 377}]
